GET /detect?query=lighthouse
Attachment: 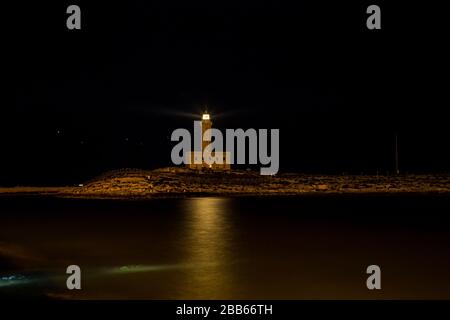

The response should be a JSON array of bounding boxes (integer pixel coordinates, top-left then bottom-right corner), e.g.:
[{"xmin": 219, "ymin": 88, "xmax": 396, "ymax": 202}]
[
  {"xmin": 186, "ymin": 112, "xmax": 231, "ymax": 171},
  {"xmin": 201, "ymin": 112, "xmax": 212, "ymax": 153}
]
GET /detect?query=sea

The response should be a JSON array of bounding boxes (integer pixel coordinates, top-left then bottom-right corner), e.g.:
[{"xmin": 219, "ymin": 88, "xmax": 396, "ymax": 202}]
[{"xmin": 1, "ymin": 194, "xmax": 450, "ymax": 299}]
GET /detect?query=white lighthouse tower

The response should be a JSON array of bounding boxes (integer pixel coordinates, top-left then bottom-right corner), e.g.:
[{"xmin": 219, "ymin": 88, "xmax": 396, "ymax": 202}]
[{"xmin": 186, "ymin": 112, "xmax": 230, "ymax": 171}]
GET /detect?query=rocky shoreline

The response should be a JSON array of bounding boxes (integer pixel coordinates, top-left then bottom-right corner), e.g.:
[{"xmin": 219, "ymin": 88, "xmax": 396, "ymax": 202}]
[
  {"xmin": 1, "ymin": 167, "xmax": 450, "ymax": 199},
  {"xmin": 47, "ymin": 167, "xmax": 450, "ymax": 199}
]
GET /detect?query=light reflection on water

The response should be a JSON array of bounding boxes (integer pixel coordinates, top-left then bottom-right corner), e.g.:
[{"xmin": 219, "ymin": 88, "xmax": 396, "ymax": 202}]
[
  {"xmin": 1, "ymin": 195, "xmax": 450, "ymax": 299},
  {"xmin": 0, "ymin": 197, "xmax": 238, "ymax": 299},
  {"xmin": 177, "ymin": 198, "xmax": 234, "ymax": 299}
]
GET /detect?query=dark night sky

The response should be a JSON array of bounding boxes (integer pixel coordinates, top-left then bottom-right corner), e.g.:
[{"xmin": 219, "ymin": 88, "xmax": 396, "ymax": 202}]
[{"xmin": 8, "ymin": 1, "xmax": 450, "ymax": 185}]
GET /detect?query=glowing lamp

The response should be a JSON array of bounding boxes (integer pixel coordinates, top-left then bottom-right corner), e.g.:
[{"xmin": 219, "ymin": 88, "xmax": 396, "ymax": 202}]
[{"xmin": 202, "ymin": 113, "xmax": 210, "ymax": 120}]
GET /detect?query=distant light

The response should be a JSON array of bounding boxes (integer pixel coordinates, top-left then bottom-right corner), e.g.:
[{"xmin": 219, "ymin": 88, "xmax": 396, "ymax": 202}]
[
  {"xmin": 202, "ymin": 114, "xmax": 210, "ymax": 120},
  {"xmin": 108, "ymin": 264, "xmax": 186, "ymax": 274},
  {"xmin": 0, "ymin": 274, "xmax": 31, "ymax": 288}
]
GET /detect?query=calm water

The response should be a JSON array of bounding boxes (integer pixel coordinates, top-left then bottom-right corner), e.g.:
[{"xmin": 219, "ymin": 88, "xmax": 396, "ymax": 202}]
[{"xmin": 1, "ymin": 195, "xmax": 450, "ymax": 299}]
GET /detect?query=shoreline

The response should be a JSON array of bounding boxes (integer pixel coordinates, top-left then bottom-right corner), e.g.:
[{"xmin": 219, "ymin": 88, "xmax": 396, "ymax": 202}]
[{"xmin": 1, "ymin": 168, "xmax": 449, "ymax": 200}]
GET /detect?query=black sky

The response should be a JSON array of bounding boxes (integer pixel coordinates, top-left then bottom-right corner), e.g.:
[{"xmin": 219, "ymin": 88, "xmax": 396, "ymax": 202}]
[{"xmin": 8, "ymin": 1, "xmax": 450, "ymax": 185}]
